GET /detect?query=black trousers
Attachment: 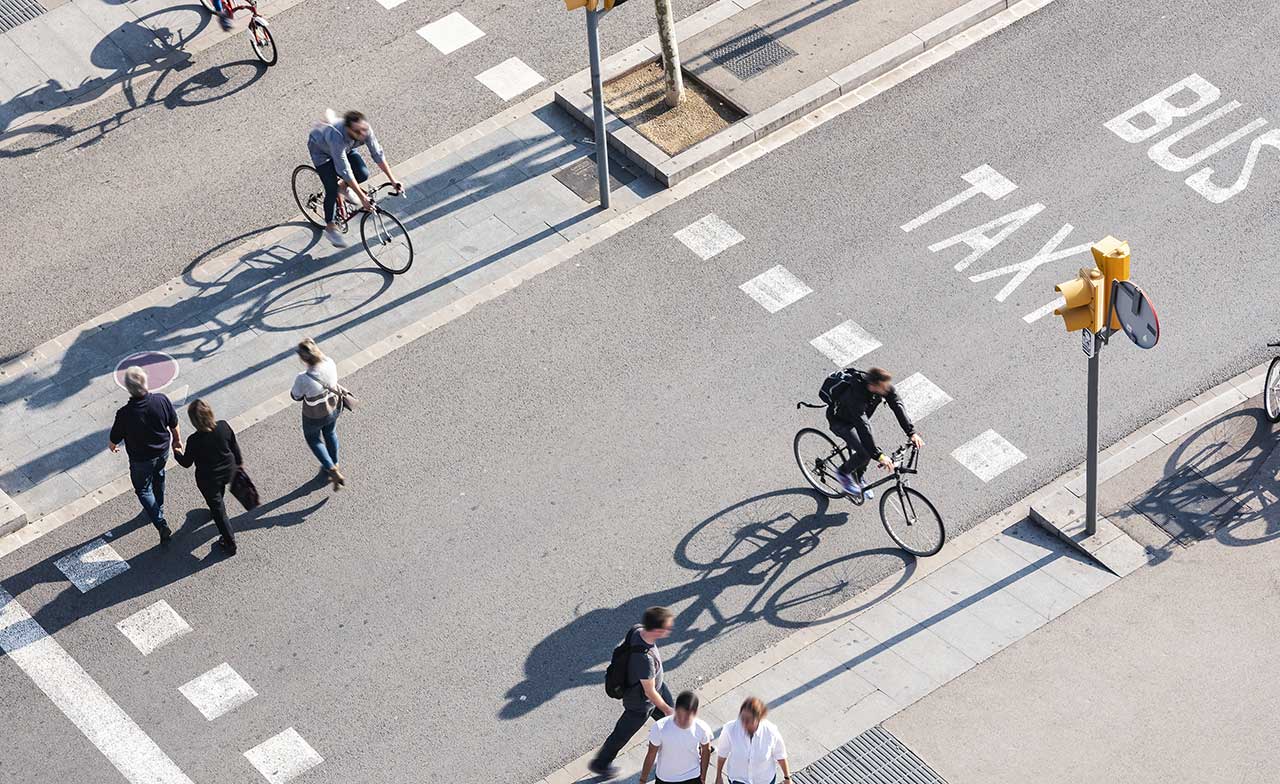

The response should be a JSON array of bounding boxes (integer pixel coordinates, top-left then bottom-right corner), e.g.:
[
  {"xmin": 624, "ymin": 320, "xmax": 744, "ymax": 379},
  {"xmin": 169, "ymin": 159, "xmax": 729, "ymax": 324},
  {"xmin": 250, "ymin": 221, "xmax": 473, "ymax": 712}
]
[
  {"xmin": 594, "ymin": 682, "xmax": 673, "ymax": 768},
  {"xmin": 197, "ymin": 475, "xmax": 235, "ymax": 546},
  {"xmin": 657, "ymin": 778, "xmax": 703, "ymax": 784},
  {"xmin": 827, "ymin": 416, "xmax": 872, "ymax": 479}
]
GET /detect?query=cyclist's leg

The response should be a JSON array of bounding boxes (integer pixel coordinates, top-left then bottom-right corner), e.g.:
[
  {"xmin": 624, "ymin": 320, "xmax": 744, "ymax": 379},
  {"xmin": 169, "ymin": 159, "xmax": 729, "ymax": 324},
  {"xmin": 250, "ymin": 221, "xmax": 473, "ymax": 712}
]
[
  {"xmin": 338, "ymin": 151, "xmax": 369, "ymax": 205},
  {"xmin": 317, "ymin": 160, "xmax": 340, "ymax": 227},
  {"xmin": 212, "ymin": 0, "xmax": 232, "ymax": 28},
  {"xmin": 828, "ymin": 418, "xmax": 871, "ymax": 480}
]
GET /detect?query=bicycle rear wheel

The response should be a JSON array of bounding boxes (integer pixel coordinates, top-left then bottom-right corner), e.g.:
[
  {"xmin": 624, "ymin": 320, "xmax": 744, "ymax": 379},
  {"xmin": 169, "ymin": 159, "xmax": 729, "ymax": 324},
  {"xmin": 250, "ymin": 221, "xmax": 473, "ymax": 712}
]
[
  {"xmin": 361, "ymin": 207, "xmax": 414, "ymax": 274},
  {"xmin": 793, "ymin": 428, "xmax": 845, "ymax": 499},
  {"xmin": 291, "ymin": 165, "xmax": 327, "ymax": 228},
  {"xmin": 249, "ymin": 19, "xmax": 277, "ymax": 65},
  {"xmin": 1265, "ymin": 357, "xmax": 1280, "ymax": 424},
  {"xmin": 880, "ymin": 486, "xmax": 945, "ymax": 557}
]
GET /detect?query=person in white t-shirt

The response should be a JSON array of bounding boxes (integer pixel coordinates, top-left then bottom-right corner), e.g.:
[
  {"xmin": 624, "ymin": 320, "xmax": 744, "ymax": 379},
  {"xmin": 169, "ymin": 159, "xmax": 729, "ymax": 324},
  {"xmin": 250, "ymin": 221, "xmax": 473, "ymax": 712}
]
[
  {"xmin": 289, "ymin": 338, "xmax": 350, "ymax": 490},
  {"xmin": 714, "ymin": 697, "xmax": 792, "ymax": 784},
  {"xmin": 640, "ymin": 690, "xmax": 714, "ymax": 784}
]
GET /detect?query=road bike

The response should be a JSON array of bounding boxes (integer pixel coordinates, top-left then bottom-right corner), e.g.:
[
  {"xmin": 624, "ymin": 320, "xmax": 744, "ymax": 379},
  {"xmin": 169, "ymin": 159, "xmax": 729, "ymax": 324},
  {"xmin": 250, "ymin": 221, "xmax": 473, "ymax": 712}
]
[
  {"xmin": 793, "ymin": 404, "xmax": 946, "ymax": 557},
  {"xmin": 1266, "ymin": 341, "xmax": 1280, "ymax": 423},
  {"xmin": 290, "ymin": 168, "xmax": 415, "ymax": 274},
  {"xmin": 199, "ymin": 0, "xmax": 278, "ymax": 65}
]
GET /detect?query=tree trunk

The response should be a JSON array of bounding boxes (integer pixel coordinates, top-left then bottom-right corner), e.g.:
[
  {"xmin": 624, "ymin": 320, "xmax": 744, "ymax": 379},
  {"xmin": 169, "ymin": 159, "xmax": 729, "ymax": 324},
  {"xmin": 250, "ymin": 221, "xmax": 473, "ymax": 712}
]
[{"xmin": 654, "ymin": 0, "xmax": 685, "ymax": 108}]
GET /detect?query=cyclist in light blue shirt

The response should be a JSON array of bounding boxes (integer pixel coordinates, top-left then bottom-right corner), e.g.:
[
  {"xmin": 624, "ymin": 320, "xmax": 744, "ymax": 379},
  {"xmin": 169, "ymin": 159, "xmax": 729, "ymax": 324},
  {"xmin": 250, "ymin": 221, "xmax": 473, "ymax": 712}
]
[{"xmin": 306, "ymin": 110, "xmax": 403, "ymax": 247}]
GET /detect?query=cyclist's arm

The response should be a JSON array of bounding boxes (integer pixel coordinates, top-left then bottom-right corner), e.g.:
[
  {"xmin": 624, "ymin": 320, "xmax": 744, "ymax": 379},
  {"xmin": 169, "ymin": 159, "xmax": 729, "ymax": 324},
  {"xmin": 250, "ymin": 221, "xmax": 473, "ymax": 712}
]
[
  {"xmin": 885, "ymin": 387, "xmax": 916, "ymax": 438},
  {"xmin": 364, "ymin": 129, "xmax": 402, "ymax": 190}
]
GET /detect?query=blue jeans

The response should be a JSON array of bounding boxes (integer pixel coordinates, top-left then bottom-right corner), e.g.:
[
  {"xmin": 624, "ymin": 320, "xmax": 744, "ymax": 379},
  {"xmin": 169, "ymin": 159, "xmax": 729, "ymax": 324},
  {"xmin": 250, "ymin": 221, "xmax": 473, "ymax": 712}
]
[
  {"xmin": 302, "ymin": 411, "xmax": 340, "ymax": 471},
  {"xmin": 129, "ymin": 454, "xmax": 169, "ymax": 531},
  {"xmin": 316, "ymin": 151, "xmax": 369, "ymax": 223}
]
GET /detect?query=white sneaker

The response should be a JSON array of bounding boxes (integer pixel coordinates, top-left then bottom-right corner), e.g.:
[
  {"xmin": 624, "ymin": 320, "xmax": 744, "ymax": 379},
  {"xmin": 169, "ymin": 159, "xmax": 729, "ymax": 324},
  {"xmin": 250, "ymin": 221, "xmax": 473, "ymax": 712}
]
[{"xmin": 324, "ymin": 227, "xmax": 349, "ymax": 248}]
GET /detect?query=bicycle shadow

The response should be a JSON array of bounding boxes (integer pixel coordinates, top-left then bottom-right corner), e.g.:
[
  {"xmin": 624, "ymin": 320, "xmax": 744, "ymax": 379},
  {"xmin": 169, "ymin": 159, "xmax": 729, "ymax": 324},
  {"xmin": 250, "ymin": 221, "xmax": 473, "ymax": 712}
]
[
  {"xmin": 500, "ymin": 487, "xmax": 914, "ymax": 720},
  {"xmin": 0, "ymin": 6, "xmax": 224, "ymax": 149}
]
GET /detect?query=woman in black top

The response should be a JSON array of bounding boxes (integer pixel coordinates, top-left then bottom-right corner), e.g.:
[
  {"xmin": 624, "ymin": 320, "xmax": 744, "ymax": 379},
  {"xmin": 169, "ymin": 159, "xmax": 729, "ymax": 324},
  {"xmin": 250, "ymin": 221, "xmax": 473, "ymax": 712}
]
[{"xmin": 174, "ymin": 399, "xmax": 243, "ymax": 554}]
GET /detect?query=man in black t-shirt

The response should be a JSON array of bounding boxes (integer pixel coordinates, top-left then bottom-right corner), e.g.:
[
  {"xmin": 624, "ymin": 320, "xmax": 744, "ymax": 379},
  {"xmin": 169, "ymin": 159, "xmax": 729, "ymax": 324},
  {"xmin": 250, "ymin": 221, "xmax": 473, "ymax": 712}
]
[
  {"xmin": 109, "ymin": 366, "xmax": 182, "ymax": 543},
  {"xmin": 590, "ymin": 606, "xmax": 676, "ymax": 779}
]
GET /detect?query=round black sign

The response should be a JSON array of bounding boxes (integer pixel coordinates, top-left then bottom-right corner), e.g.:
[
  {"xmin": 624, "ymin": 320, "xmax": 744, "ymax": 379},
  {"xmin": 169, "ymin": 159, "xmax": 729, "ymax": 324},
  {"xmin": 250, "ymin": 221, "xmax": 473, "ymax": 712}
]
[{"xmin": 1111, "ymin": 280, "xmax": 1159, "ymax": 349}]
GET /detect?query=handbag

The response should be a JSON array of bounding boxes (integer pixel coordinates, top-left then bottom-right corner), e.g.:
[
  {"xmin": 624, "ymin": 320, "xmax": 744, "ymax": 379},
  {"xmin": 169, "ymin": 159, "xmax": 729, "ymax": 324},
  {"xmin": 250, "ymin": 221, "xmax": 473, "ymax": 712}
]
[
  {"xmin": 229, "ymin": 466, "xmax": 260, "ymax": 511},
  {"xmin": 305, "ymin": 370, "xmax": 358, "ymax": 413}
]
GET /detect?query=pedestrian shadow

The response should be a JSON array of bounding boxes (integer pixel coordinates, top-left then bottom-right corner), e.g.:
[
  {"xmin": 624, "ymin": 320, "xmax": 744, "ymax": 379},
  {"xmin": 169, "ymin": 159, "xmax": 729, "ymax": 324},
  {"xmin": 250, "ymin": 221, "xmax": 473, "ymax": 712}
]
[
  {"xmin": 0, "ymin": 6, "xmax": 231, "ymax": 148},
  {"xmin": 0, "ymin": 108, "xmax": 617, "ymax": 517},
  {"xmin": 1120, "ymin": 405, "xmax": 1279, "ymax": 563},
  {"xmin": 0, "ymin": 477, "xmax": 329, "ymax": 652},
  {"xmin": 501, "ymin": 488, "xmax": 916, "ymax": 720}
]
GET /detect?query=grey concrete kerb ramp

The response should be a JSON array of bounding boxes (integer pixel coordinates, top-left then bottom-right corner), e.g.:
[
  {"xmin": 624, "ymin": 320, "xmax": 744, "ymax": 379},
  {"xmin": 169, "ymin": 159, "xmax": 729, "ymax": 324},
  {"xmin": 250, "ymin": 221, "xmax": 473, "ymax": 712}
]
[
  {"xmin": 554, "ymin": 0, "xmax": 1012, "ymax": 186},
  {"xmin": 1030, "ymin": 360, "xmax": 1269, "ymax": 575}
]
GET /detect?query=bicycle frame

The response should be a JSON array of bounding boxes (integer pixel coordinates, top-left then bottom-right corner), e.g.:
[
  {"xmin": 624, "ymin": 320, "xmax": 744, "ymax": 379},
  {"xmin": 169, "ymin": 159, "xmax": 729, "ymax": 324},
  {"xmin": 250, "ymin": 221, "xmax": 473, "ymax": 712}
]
[
  {"xmin": 221, "ymin": 0, "xmax": 262, "ymax": 20},
  {"xmin": 334, "ymin": 181, "xmax": 399, "ymax": 225}
]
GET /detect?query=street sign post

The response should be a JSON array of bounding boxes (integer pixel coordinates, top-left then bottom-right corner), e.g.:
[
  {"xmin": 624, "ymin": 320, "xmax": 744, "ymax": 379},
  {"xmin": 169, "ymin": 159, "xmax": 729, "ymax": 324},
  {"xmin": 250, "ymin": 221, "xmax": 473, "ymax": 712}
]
[
  {"xmin": 1052, "ymin": 237, "xmax": 1159, "ymax": 537},
  {"xmin": 584, "ymin": 8, "xmax": 611, "ymax": 208}
]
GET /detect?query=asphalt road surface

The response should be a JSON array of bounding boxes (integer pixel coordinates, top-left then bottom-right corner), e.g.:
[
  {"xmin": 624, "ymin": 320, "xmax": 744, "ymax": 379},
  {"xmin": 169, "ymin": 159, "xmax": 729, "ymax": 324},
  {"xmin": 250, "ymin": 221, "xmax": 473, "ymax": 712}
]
[
  {"xmin": 2, "ymin": 1, "xmax": 1279, "ymax": 783},
  {"xmin": 0, "ymin": 0, "xmax": 715, "ymax": 361}
]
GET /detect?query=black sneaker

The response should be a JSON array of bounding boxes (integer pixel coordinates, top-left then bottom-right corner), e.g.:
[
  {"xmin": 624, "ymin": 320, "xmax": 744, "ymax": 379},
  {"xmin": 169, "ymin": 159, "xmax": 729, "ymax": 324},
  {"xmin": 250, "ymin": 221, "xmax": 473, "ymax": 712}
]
[
  {"xmin": 216, "ymin": 538, "xmax": 237, "ymax": 555},
  {"xmin": 158, "ymin": 524, "xmax": 173, "ymax": 544},
  {"xmin": 587, "ymin": 760, "xmax": 619, "ymax": 780}
]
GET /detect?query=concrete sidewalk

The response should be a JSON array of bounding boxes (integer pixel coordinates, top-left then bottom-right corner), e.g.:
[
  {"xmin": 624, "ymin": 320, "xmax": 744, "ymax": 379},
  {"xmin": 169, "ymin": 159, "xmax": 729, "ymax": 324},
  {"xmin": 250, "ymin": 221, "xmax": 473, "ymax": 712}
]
[
  {"xmin": 889, "ymin": 393, "xmax": 1280, "ymax": 783},
  {"xmin": 0, "ymin": 0, "xmax": 303, "ymax": 135}
]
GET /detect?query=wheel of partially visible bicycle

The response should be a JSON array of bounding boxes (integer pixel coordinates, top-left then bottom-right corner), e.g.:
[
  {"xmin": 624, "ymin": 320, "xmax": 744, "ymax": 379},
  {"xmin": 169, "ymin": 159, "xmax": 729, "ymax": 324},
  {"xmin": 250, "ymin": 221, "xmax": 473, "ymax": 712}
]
[
  {"xmin": 291, "ymin": 165, "xmax": 326, "ymax": 228},
  {"xmin": 360, "ymin": 207, "xmax": 414, "ymax": 274},
  {"xmin": 1265, "ymin": 357, "xmax": 1280, "ymax": 424},
  {"xmin": 793, "ymin": 428, "xmax": 845, "ymax": 499},
  {"xmin": 879, "ymin": 486, "xmax": 945, "ymax": 557},
  {"xmin": 249, "ymin": 19, "xmax": 277, "ymax": 65}
]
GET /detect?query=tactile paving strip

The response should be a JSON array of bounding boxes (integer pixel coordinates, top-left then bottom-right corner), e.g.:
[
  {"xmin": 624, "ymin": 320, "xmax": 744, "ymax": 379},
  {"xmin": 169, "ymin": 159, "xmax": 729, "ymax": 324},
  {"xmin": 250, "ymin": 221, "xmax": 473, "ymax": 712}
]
[
  {"xmin": 793, "ymin": 725, "xmax": 948, "ymax": 784},
  {"xmin": 706, "ymin": 25, "xmax": 797, "ymax": 81}
]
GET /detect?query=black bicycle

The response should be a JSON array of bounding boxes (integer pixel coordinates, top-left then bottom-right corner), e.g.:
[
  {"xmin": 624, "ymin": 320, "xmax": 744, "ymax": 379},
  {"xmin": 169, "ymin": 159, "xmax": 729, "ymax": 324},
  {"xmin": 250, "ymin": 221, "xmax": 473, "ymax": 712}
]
[
  {"xmin": 1266, "ymin": 341, "xmax": 1280, "ymax": 424},
  {"xmin": 290, "ymin": 168, "xmax": 414, "ymax": 274},
  {"xmin": 793, "ymin": 403, "xmax": 946, "ymax": 557}
]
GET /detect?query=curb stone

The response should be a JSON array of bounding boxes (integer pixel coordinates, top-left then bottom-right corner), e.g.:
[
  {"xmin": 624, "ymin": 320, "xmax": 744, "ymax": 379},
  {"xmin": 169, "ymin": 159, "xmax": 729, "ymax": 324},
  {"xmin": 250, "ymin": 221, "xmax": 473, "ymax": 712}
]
[{"xmin": 554, "ymin": 0, "xmax": 1010, "ymax": 187}]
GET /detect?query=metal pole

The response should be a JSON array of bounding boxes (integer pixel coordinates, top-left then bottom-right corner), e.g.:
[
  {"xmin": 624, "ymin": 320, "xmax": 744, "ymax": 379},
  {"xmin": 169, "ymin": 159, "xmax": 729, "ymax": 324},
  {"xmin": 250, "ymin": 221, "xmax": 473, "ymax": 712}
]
[
  {"xmin": 1085, "ymin": 333, "xmax": 1100, "ymax": 536},
  {"xmin": 585, "ymin": 9, "xmax": 611, "ymax": 209}
]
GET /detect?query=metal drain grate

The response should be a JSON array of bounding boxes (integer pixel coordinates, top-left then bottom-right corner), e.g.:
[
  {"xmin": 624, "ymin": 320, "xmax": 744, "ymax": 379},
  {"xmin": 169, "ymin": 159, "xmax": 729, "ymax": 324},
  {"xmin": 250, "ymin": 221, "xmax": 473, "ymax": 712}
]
[
  {"xmin": 793, "ymin": 725, "xmax": 949, "ymax": 784},
  {"xmin": 706, "ymin": 25, "xmax": 797, "ymax": 81},
  {"xmin": 0, "ymin": 0, "xmax": 45, "ymax": 32}
]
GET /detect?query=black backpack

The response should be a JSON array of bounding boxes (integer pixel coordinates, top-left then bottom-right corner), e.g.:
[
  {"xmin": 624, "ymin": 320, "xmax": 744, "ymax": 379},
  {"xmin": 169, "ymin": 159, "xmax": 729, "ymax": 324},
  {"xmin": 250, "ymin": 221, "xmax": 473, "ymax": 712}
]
[
  {"xmin": 819, "ymin": 368, "xmax": 859, "ymax": 407},
  {"xmin": 604, "ymin": 625, "xmax": 647, "ymax": 699}
]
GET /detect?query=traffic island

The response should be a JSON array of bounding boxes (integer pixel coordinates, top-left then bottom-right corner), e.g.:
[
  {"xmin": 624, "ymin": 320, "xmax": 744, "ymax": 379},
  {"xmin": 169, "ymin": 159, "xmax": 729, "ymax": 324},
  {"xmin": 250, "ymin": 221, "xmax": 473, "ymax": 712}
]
[{"xmin": 555, "ymin": 0, "xmax": 1015, "ymax": 186}]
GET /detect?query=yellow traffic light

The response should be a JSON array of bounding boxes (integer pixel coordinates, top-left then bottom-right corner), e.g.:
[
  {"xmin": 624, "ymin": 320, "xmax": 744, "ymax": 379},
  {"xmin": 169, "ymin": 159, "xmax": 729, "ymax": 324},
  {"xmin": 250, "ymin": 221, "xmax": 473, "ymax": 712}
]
[
  {"xmin": 1054, "ymin": 267, "xmax": 1105, "ymax": 333},
  {"xmin": 1091, "ymin": 236, "xmax": 1130, "ymax": 330},
  {"xmin": 564, "ymin": 0, "xmax": 599, "ymax": 9}
]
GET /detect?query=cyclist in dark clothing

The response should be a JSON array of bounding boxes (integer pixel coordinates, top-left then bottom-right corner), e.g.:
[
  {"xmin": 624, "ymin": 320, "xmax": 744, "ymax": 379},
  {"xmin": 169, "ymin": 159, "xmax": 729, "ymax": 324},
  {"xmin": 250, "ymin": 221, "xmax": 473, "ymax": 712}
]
[{"xmin": 825, "ymin": 367, "xmax": 923, "ymax": 498}]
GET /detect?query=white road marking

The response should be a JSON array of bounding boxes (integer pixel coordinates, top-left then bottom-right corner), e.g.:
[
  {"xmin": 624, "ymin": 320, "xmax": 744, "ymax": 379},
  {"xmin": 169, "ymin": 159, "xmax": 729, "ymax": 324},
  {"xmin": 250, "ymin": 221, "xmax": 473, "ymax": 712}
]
[
  {"xmin": 674, "ymin": 213, "xmax": 744, "ymax": 260},
  {"xmin": 116, "ymin": 600, "xmax": 191, "ymax": 656},
  {"xmin": 475, "ymin": 58, "xmax": 545, "ymax": 102},
  {"xmin": 894, "ymin": 373, "xmax": 952, "ymax": 421},
  {"xmin": 967, "ymin": 222, "xmax": 1091, "ymax": 302},
  {"xmin": 371, "ymin": 0, "xmax": 410, "ymax": 8},
  {"xmin": 416, "ymin": 12, "xmax": 485, "ymax": 55},
  {"xmin": 739, "ymin": 265, "xmax": 812, "ymax": 312},
  {"xmin": 901, "ymin": 164, "xmax": 1016, "ymax": 233},
  {"xmin": 0, "ymin": 587, "xmax": 195, "ymax": 784},
  {"xmin": 179, "ymin": 663, "xmax": 257, "ymax": 721},
  {"xmin": 810, "ymin": 320, "xmax": 881, "ymax": 366},
  {"xmin": 1146, "ymin": 100, "xmax": 1266, "ymax": 173},
  {"xmin": 1023, "ymin": 296, "xmax": 1065, "ymax": 323},
  {"xmin": 55, "ymin": 538, "xmax": 129, "ymax": 593},
  {"xmin": 928, "ymin": 203, "xmax": 1044, "ymax": 272},
  {"xmin": 245, "ymin": 728, "xmax": 323, "ymax": 784},
  {"xmin": 952, "ymin": 429, "xmax": 1026, "ymax": 482},
  {"xmin": 1103, "ymin": 74, "xmax": 1219, "ymax": 144}
]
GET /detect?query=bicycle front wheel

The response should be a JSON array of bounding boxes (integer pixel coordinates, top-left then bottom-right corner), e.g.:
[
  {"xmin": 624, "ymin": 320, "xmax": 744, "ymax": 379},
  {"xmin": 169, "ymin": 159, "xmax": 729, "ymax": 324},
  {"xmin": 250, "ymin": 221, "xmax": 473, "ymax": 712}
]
[
  {"xmin": 1265, "ymin": 357, "xmax": 1280, "ymax": 424},
  {"xmin": 793, "ymin": 428, "xmax": 845, "ymax": 499},
  {"xmin": 361, "ymin": 208, "xmax": 414, "ymax": 274},
  {"xmin": 291, "ymin": 165, "xmax": 327, "ymax": 228},
  {"xmin": 880, "ymin": 486, "xmax": 945, "ymax": 557},
  {"xmin": 249, "ymin": 19, "xmax": 277, "ymax": 65}
]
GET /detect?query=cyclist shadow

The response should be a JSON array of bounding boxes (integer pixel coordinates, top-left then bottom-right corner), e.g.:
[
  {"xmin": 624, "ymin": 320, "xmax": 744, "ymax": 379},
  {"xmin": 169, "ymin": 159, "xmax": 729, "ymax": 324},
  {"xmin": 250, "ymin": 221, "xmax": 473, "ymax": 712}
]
[{"xmin": 501, "ymin": 488, "xmax": 912, "ymax": 720}]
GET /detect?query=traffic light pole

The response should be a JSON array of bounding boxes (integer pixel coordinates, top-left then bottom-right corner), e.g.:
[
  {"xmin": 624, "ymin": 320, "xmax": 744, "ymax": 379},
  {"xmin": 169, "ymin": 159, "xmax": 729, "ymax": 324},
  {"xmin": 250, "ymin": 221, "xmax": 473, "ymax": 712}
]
[
  {"xmin": 585, "ymin": 9, "xmax": 611, "ymax": 209},
  {"xmin": 1085, "ymin": 332, "xmax": 1101, "ymax": 537}
]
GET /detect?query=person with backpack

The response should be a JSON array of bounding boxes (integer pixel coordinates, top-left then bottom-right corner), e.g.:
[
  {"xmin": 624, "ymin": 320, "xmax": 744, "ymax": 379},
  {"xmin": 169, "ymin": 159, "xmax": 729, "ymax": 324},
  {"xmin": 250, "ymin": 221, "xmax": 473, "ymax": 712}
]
[
  {"xmin": 590, "ymin": 606, "xmax": 676, "ymax": 779},
  {"xmin": 820, "ymin": 366, "xmax": 923, "ymax": 499}
]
